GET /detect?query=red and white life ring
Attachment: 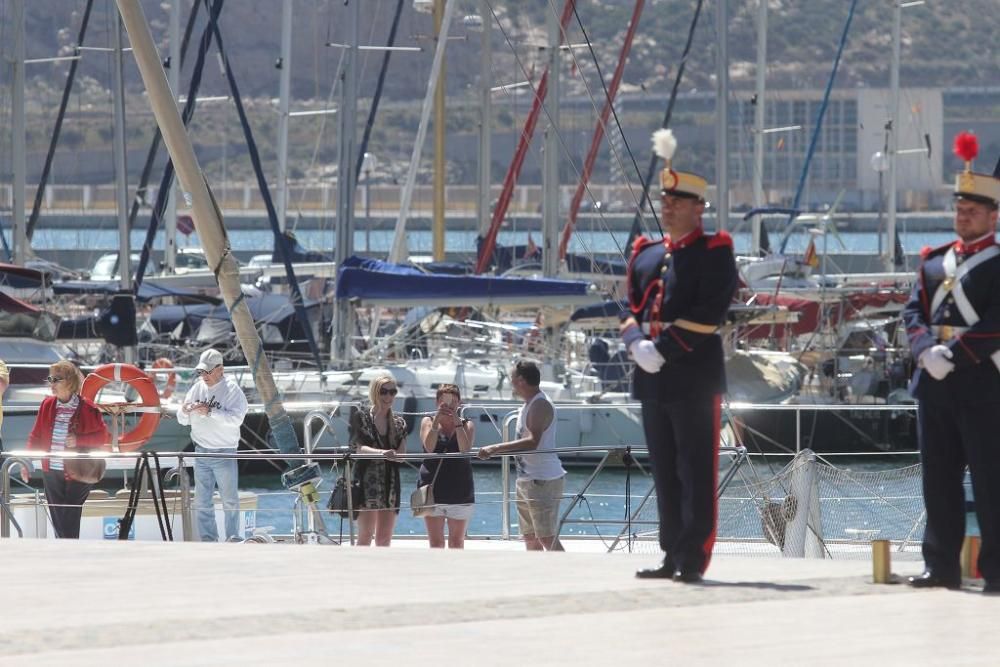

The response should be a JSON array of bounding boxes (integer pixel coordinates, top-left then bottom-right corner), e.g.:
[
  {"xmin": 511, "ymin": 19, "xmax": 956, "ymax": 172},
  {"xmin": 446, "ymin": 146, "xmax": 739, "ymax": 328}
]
[
  {"xmin": 82, "ymin": 363, "xmax": 161, "ymax": 451},
  {"xmin": 149, "ymin": 357, "xmax": 177, "ymax": 399}
]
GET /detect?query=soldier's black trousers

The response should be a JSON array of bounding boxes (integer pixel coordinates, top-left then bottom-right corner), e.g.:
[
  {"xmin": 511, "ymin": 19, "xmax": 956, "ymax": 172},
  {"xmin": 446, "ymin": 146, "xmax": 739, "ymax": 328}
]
[
  {"xmin": 640, "ymin": 395, "xmax": 721, "ymax": 574},
  {"xmin": 918, "ymin": 391, "xmax": 1000, "ymax": 583}
]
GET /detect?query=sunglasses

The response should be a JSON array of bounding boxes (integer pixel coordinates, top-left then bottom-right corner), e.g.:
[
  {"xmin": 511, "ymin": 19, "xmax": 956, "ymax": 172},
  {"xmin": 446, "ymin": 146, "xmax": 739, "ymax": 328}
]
[
  {"xmin": 196, "ymin": 365, "xmax": 221, "ymax": 376},
  {"xmin": 379, "ymin": 387, "xmax": 398, "ymax": 396},
  {"xmin": 45, "ymin": 376, "xmax": 64, "ymax": 384}
]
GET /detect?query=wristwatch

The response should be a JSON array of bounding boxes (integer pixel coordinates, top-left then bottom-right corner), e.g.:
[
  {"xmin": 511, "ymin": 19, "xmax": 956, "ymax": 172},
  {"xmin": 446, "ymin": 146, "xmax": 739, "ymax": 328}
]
[{"xmin": 461, "ymin": 418, "xmax": 470, "ymax": 426}]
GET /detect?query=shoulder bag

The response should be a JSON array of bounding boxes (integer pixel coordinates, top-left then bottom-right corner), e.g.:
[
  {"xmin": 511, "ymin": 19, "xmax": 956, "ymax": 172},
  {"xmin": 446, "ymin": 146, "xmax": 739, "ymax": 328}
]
[
  {"xmin": 63, "ymin": 404, "xmax": 107, "ymax": 484},
  {"xmin": 327, "ymin": 458, "xmax": 364, "ymax": 519},
  {"xmin": 410, "ymin": 454, "xmax": 444, "ymax": 518}
]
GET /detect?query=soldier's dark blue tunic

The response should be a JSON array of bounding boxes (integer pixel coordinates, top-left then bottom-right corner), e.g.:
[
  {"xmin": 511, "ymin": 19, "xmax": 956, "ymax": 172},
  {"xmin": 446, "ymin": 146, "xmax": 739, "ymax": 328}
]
[
  {"xmin": 625, "ymin": 227, "xmax": 738, "ymax": 574},
  {"xmin": 902, "ymin": 235, "xmax": 1000, "ymax": 585}
]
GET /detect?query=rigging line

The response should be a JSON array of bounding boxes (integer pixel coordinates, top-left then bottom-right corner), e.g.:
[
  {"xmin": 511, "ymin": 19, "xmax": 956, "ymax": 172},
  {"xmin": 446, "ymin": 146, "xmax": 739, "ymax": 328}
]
[
  {"xmin": 291, "ymin": 42, "xmax": 347, "ymax": 233},
  {"xmin": 25, "ymin": 0, "xmax": 96, "ymax": 242},
  {"xmin": 560, "ymin": 0, "xmax": 654, "ymax": 244},
  {"xmin": 625, "ymin": 0, "xmax": 707, "ymax": 254},
  {"xmin": 354, "ymin": 0, "xmax": 404, "ymax": 183},
  {"xmin": 475, "ymin": 0, "xmax": 574, "ymax": 274},
  {"xmin": 782, "ymin": 0, "xmax": 859, "ymax": 253},
  {"xmin": 482, "ymin": 0, "xmax": 629, "ymax": 269},
  {"xmin": 124, "ymin": 0, "xmax": 204, "ymax": 234},
  {"xmin": 132, "ymin": 0, "xmax": 222, "ymax": 289},
  {"xmin": 535, "ymin": 0, "xmax": 637, "ymax": 270},
  {"xmin": 356, "ymin": 0, "xmax": 384, "ymax": 89},
  {"xmin": 203, "ymin": 0, "xmax": 326, "ymax": 374}
]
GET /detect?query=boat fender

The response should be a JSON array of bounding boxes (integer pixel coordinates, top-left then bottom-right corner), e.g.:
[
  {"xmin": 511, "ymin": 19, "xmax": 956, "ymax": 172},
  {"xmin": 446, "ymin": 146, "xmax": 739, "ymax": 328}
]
[
  {"xmin": 81, "ymin": 363, "xmax": 162, "ymax": 451},
  {"xmin": 402, "ymin": 394, "xmax": 418, "ymax": 436},
  {"xmin": 149, "ymin": 357, "xmax": 177, "ymax": 399}
]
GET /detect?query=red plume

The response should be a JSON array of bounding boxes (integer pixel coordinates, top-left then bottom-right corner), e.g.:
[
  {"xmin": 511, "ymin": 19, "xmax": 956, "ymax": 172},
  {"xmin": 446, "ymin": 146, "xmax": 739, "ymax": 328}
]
[{"xmin": 953, "ymin": 131, "xmax": 979, "ymax": 163}]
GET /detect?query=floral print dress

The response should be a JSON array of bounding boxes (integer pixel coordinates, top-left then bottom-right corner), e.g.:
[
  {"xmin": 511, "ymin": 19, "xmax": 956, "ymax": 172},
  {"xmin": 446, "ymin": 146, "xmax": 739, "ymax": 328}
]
[{"xmin": 351, "ymin": 407, "xmax": 406, "ymax": 512}]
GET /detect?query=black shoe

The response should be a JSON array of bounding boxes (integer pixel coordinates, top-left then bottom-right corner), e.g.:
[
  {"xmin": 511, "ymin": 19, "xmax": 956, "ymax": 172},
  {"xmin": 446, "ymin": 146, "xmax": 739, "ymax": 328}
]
[
  {"xmin": 636, "ymin": 560, "xmax": 675, "ymax": 580},
  {"xmin": 672, "ymin": 568, "xmax": 703, "ymax": 584},
  {"xmin": 983, "ymin": 581, "xmax": 1000, "ymax": 595},
  {"xmin": 907, "ymin": 571, "xmax": 960, "ymax": 590}
]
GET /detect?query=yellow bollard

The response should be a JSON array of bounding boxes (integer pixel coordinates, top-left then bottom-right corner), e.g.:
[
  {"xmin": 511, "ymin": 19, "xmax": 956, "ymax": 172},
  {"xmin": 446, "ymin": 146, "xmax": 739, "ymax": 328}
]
[
  {"xmin": 872, "ymin": 539, "xmax": 891, "ymax": 584},
  {"xmin": 961, "ymin": 535, "xmax": 981, "ymax": 579}
]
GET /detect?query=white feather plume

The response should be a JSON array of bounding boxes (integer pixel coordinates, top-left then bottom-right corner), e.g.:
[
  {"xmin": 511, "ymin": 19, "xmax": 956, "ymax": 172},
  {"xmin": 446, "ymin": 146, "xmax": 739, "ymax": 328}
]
[{"xmin": 652, "ymin": 129, "xmax": 677, "ymax": 162}]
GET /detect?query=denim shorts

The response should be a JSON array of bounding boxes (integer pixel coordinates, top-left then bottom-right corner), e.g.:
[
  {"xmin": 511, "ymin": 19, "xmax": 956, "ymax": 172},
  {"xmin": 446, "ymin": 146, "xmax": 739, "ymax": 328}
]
[{"xmin": 426, "ymin": 503, "xmax": 475, "ymax": 521}]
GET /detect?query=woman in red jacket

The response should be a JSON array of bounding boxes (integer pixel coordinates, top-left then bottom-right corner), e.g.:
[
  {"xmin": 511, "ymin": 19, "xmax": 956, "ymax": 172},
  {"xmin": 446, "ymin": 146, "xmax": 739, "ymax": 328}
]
[{"xmin": 23, "ymin": 360, "xmax": 109, "ymax": 538}]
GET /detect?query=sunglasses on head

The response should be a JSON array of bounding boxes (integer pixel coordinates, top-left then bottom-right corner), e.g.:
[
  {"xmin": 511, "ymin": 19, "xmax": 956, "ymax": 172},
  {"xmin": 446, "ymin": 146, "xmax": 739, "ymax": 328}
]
[
  {"xmin": 45, "ymin": 376, "xmax": 64, "ymax": 384},
  {"xmin": 379, "ymin": 387, "xmax": 398, "ymax": 396}
]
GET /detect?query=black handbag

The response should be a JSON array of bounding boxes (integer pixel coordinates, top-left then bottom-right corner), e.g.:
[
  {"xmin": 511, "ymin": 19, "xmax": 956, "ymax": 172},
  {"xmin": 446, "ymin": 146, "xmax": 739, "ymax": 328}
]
[{"xmin": 327, "ymin": 475, "xmax": 363, "ymax": 519}]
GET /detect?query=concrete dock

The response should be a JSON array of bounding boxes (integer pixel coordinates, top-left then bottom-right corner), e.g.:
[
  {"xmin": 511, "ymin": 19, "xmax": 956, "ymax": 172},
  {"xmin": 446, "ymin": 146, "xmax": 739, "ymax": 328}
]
[{"xmin": 0, "ymin": 539, "xmax": 993, "ymax": 665}]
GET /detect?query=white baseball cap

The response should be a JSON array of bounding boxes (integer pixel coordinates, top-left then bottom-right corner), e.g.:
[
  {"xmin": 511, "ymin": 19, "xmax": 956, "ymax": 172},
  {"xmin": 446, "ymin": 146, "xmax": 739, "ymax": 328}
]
[{"xmin": 195, "ymin": 348, "xmax": 224, "ymax": 371}]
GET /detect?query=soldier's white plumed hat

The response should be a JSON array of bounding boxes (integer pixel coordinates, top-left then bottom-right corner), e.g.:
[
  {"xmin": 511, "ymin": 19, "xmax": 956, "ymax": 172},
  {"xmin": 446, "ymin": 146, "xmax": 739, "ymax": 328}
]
[
  {"xmin": 953, "ymin": 131, "xmax": 1000, "ymax": 208},
  {"xmin": 652, "ymin": 129, "xmax": 707, "ymax": 201}
]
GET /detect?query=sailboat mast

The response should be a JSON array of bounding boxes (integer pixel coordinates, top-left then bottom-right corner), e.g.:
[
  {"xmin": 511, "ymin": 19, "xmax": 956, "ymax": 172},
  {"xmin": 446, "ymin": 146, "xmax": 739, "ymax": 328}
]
[
  {"xmin": 114, "ymin": 0, "xmax": 301, "ymax": 455},
  {"xmin": 333, "ymin": 0, "xmax": 360, "ymax": 364},
  {"xmin": 542, "ymin": 5, "xmax": 561, "ymax": 278},
  {"xmin": 884, "ymin": 0, "xmax": 901, "ymax": 272},
  {"xmin": 751, "ymin": 0, "xmax": 767, "ymax": 254},
  {"xmin": 477, "ymin": 0, "xmax": 492, "ymax": 238},
  {"xmin": 112, "ymin": 14, "xmax": 131, "ymax": 297},
  {"xmin": 714, "ymin": 0, "xmax": 729, "ymax": 232},
  {"xmin": 433, "ymin": 0, "xmax": 447, "ymax": 262},
  {"xmin": 164, "ymin": 0, "xmax": 180, "ymax": 274},
  {"xmin": 12, "ymin": 0, "xmax": 27, "ymax": 264},
  {"xmin": 389, "ymin": 0, "xmax": 457, "ymax": 264},
  {"xmin": 276, "ymin": 0, "xmax": 293, "ymax": 233}
]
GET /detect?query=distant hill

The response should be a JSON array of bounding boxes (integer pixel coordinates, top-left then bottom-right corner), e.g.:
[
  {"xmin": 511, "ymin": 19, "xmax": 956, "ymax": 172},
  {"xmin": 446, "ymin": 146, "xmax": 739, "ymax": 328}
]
[
  {"xmin": 15, "ymin": 0, "xmax": 1000, "ymax": 100},
  {"xmin": 7, "ymin": 1, "xmax": 999, "ymax": 185}
]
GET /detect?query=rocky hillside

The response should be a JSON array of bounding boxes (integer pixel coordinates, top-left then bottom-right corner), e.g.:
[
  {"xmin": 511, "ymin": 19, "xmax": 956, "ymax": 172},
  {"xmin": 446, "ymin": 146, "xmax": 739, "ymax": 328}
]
[{"xmin": 14, "ymin": 0, "xmax": 1000, "ymax": 100}]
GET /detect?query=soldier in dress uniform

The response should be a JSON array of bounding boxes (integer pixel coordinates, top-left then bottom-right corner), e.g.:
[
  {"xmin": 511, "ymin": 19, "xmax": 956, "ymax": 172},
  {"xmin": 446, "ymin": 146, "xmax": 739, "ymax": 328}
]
[
  {"xmin": 620, "ymin": 129, "xmax": 738, "ymax": 583},
  {"xmin": 903, "ymin": 132, "xmax": 1000, "ymax": 593}
]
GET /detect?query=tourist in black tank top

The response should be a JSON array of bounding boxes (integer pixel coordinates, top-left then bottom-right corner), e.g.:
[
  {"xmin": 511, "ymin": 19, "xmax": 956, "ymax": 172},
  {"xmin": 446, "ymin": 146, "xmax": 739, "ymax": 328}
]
[{"xmin": 419, "ymin": 384, "xmax": 475, "ymax": 548}]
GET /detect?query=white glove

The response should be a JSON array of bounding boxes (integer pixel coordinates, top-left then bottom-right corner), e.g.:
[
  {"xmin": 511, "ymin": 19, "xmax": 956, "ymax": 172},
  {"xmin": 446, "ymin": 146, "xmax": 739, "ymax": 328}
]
[
  {"xmin": 629, "ymin": 339, "xmax": 666, "ymax": 374},
  {"xmin": 920, "ymin": 344, "xmax": 954, "ymax": 381}
]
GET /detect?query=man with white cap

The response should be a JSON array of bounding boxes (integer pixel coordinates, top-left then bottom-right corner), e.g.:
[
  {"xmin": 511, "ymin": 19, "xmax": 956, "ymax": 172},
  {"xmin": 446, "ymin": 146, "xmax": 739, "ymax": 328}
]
[
  {"xmin": 903, "ymin": 132, "xmax": 1000, "ymax": 593},
  {"xmin": 177, "ymin": 348, "xmax": 249, "ymax": 542}
]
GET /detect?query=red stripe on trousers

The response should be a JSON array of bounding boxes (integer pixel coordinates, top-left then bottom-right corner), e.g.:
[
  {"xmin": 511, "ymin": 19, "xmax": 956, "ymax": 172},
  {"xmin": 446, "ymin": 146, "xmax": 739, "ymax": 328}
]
[{"xmin": 701, "ymin": 395, "xmax": 721, "ymax": 573}]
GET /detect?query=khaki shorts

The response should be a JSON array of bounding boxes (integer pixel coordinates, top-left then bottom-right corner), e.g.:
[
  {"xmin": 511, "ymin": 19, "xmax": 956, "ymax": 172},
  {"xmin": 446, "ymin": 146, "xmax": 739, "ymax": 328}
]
[{"xmin": 515, "ymin": 477, "xmax": 564, "ymax": 539}]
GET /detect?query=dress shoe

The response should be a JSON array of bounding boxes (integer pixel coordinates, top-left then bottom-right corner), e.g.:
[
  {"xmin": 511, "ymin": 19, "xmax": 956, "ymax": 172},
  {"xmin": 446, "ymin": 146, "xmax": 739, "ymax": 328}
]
[
  {"xmin": 983, "ymin": 581, "xmax": 1000, "ymax": 595},
  {"xmin": 672, "ymin": 569, "xmax": 703, "ymax": 584},
  {"xmin": 907, "ymin": 571, "xmax": 960, "ymax": 590},
  {"xmin": 636, "ymin": 560, "xmax": 676, "ymax": 579}
]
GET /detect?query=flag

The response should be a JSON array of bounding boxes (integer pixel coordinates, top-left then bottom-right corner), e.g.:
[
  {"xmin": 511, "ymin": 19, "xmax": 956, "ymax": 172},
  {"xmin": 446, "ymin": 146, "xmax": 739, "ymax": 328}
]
[{"xmin": 803, "ymin": 238, "xmax": 819, "ymax": 268}]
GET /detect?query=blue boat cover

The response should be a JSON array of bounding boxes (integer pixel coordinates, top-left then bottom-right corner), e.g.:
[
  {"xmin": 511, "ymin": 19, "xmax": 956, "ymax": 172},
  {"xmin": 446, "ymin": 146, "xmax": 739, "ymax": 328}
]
[{"xmin": 336, "ymin": 256, "xmax": 596, "ymax": 306}]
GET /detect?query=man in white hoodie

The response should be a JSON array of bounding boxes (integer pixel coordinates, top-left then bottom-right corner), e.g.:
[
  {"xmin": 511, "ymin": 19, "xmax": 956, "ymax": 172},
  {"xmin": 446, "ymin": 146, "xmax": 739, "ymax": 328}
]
[{"xmin": 177, "ymin": 348, "xmax": 249, "ymax": 542}]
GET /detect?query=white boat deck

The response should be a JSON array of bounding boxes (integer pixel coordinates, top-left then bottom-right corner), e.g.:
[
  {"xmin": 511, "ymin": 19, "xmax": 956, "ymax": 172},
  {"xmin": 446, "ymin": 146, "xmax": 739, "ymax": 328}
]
[{"xmin": 0, "ymin": 538, "xmax": 992, "ymax": 665}]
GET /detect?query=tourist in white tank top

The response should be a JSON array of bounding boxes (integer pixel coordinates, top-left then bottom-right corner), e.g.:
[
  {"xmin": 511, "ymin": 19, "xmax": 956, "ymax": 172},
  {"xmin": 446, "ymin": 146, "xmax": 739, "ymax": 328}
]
[{"xmin": 478, "ymin": 361, "xmax": 565, "ymax": 551}]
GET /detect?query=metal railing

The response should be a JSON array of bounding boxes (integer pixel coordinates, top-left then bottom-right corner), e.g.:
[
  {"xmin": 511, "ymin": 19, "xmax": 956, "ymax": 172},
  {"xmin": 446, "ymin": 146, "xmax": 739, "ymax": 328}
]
[{"xmin": 0, "ymin": 398, "xmax": 923, "ymax": 546}]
